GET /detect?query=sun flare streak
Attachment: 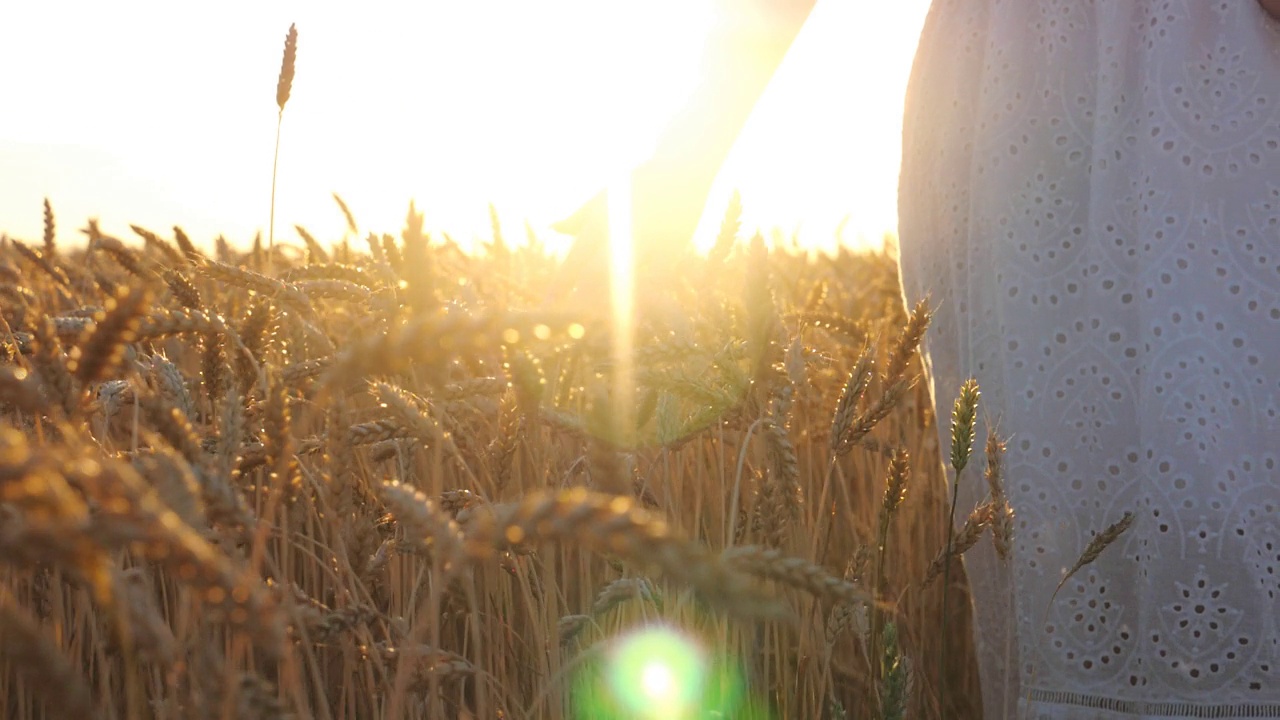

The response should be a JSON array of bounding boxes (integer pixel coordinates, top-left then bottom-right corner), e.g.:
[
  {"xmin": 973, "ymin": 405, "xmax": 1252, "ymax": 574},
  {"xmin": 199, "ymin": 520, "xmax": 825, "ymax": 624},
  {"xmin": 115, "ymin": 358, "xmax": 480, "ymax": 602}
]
[{"xmin": 608, "ymin": 174, "xmax": 636, "ymax": 445}]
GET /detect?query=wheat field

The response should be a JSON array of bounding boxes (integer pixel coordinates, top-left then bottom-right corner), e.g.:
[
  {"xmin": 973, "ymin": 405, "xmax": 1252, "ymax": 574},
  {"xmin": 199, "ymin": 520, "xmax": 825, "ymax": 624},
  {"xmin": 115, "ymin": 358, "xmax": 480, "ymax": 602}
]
[{"xmin": 0, "ymin": 201, "xmax": 1004, "ymax": 719}]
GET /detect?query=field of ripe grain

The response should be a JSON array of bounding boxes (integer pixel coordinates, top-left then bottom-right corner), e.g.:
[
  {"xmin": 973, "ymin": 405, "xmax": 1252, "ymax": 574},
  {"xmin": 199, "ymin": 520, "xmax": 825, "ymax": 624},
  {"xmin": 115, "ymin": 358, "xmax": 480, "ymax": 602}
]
[{"xmin": 0, "ymin": 201, "xmax": 997, "ymax": 719}]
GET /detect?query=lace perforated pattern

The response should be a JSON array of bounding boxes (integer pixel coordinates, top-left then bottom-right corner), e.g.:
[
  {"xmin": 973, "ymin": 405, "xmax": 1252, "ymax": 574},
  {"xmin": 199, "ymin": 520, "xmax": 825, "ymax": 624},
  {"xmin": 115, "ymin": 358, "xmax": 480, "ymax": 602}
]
[{"xmin": 897, "ymin": 2, "xmax": 1280, "ymax": 718}]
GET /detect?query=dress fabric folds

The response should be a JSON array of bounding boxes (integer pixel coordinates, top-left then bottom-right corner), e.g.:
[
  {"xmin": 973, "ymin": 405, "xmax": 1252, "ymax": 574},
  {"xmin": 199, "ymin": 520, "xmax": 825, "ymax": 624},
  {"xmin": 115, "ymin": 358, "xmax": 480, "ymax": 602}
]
[{"xmin": 897, "ymin": 2, "xmax": 1280, "ymax": 717}]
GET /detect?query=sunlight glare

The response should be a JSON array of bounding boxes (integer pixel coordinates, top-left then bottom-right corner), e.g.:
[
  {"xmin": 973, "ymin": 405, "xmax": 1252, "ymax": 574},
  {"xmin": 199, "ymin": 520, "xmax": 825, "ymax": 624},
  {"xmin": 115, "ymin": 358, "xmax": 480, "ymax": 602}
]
[
  {"xmin": 0, "ymin": 1, "xmax": 715, "ymax": 252},
  {"xmin": 608, "ymin": 171, "xmax": 636, "ymax": 445},
  {"xmin": 605, "ymin": 626, "xmax": 706, "ymax": 719},
  {"xmin": 640, "ymin": 662, "xmax": 676, "ymax": 699},
  {"xmin": 0, "ymin": 0, "xmax": 932, "ymax": 255},
  {"xmin": 276, "ymin": 0, "xmax": 718, "ymax": 255}
]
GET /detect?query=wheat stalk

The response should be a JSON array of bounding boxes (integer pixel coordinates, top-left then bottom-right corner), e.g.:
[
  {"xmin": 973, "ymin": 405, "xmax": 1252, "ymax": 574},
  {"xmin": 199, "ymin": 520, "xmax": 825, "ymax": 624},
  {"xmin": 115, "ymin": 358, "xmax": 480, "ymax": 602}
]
[
  {"xmin": 0, "ymin": 585, "xmax": 98, "ymax": 720},
  {"xmin": 269, "ymin": 23, "xmax": 298, "ymax": 254}
]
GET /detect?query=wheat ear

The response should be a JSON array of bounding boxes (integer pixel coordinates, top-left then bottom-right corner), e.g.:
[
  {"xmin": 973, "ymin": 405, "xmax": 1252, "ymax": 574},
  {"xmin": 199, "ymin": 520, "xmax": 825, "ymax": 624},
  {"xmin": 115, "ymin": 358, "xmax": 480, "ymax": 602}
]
[
  {"xmin": 722, "ymin": 545, "xmax": 871, "ymax": 607},
  {"xmin": 1027, "ymin": 511, "xmax": 1135, "ymax": 704},
  {"xmin": 466, "ymin": 488, "xmax": 786, "ymax": 619},
  {"xmin": 869, "ymin": 447, "xmax": 909, "ymax": 687},
  {"xmin": 983, "ymin": 429, "xmax": 1014, "ymax": 561},
  {"xmin": 269, "ymin": 22, "xmax": 297, "ymax": 255},
  {"xmin": 940, "ymin": 377, "xmax": 980, "ymax": 715}
]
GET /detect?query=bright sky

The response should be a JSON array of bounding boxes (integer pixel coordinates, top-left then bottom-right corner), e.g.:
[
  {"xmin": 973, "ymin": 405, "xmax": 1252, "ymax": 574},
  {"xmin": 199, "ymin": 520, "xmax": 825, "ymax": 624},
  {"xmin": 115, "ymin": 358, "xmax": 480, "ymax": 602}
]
[{"xmin": 0, "ymin": 0, "xmax": 931, "ymax": 256}]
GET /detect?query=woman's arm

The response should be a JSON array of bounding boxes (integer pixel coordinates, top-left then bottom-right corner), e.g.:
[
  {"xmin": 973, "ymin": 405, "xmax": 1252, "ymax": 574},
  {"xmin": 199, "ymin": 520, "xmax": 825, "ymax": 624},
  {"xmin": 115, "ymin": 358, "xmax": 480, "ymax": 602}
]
[
  {"xmin": 553, "ymin": 1, "xmax": 816, "ymax": 298},
  {"xmin": 1262, "ymin": 0, "xmax": 1280, "ymax": 21},
  {"xmin": 630, "ymin": 1, "xmax": 817, "ymax": 254}
]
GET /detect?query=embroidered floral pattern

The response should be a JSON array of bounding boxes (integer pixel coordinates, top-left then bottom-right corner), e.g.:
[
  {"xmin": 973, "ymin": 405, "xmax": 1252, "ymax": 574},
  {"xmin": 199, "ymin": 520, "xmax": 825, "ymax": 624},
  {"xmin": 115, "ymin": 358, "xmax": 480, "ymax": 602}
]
[{"xmin": 899, "ymin": 1, "xmax": 1280, "ymax": 717}]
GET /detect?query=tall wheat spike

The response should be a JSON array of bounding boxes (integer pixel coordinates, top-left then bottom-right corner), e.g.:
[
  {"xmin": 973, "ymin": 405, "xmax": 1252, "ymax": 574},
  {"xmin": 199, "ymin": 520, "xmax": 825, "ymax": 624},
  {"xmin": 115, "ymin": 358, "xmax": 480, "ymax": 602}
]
[
  {"xmin": 269, "ymin": 23, "xmax": 298, "ymax": 255},
  {"xmin": 41, "ymin": 198, "xmax": 55, "ymax": 256}
]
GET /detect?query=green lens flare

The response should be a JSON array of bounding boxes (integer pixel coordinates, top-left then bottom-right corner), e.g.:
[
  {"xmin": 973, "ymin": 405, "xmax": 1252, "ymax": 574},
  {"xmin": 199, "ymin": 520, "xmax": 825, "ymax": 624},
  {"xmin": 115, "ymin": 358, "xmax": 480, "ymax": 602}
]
[{"xmin": 607, "ymin": 626, "xmax": 705, "ymax": 719}]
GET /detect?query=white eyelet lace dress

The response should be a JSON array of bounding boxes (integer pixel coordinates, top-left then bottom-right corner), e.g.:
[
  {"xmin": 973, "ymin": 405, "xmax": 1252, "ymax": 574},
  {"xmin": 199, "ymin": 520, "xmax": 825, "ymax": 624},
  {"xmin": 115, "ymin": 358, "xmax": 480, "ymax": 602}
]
[{"xmin": 897, "ymin": 2, "xmax": 1280, "ymax": 718}]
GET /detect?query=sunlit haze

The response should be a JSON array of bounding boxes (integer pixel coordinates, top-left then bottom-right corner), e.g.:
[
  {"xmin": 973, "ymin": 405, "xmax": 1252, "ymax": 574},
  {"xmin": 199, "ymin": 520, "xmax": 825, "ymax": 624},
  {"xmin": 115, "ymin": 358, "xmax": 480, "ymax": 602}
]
[{"xmin": 0, "ymin": 0, "xmax": 930, "ymax": 256}]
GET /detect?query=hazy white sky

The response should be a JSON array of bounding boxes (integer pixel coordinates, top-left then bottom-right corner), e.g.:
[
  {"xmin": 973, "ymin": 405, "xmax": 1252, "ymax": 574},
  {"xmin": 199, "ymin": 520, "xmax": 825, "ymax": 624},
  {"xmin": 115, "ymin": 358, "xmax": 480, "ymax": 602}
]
[{"xmin": 0, "ymin": 0, "xmax": 931, "ymax": 255}]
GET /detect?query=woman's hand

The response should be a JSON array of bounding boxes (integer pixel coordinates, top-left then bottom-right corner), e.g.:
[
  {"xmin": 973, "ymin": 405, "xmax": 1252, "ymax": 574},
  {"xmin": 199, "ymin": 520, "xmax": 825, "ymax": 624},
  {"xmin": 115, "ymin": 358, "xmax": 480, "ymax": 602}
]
[{"xmin": 1261, "ymin": 0, "xmax": 1280, "ymax": 21}]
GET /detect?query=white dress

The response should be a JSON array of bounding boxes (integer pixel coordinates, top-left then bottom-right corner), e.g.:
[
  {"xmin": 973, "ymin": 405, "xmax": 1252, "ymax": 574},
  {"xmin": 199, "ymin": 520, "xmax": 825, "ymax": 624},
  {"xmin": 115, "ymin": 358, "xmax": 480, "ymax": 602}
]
[{"xmin": 897, "ymin": 2, "xmax": 1280, "ymax": 718}]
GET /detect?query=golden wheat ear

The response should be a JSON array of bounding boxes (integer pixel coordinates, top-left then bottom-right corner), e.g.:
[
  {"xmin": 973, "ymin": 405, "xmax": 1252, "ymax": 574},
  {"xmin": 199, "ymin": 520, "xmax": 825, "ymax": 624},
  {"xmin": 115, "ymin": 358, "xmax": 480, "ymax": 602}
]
[
  {"xmin": 41, "ymin": 198, "xmax": 55, "ymax": 256},
  {"xmin": 269, "ymin": 22, "xmax": 298, "ymax": 256},
  {"xmin": 1026, "ymin": 511, "xmax": 1136, "ymax": 705},
  {"xmin": 276, "ymin": 23, "xmax": 297, "ymax": 112}
]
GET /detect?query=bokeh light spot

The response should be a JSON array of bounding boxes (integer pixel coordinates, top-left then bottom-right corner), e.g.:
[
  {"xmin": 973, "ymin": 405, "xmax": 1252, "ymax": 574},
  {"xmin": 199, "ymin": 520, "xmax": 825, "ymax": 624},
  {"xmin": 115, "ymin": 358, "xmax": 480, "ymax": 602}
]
[{"xmin": 606, "ymin": 626, "xmax": 705, "ymax": 719}]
